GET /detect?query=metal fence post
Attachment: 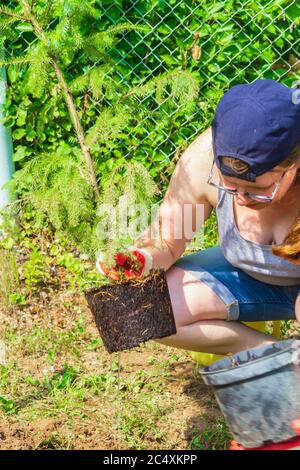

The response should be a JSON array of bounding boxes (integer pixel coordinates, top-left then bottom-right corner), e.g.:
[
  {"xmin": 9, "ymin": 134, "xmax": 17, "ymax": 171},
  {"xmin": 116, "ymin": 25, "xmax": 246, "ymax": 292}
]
[{"xmin": 0, "ymin": 56, "xmax": 14, "ymax": 213}]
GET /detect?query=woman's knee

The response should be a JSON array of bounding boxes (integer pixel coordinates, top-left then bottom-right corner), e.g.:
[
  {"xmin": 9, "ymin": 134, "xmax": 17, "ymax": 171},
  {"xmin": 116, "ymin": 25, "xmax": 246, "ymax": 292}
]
[{"xmin": 166, "ymin": 265, "xmax": 228, "ymax": 326}]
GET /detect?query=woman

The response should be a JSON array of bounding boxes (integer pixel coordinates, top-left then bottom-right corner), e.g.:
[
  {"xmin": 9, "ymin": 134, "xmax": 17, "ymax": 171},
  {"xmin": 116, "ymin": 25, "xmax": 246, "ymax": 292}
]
[{"xmin": 98, "ymin": 79, "xmax": 300, "ymax": 355}]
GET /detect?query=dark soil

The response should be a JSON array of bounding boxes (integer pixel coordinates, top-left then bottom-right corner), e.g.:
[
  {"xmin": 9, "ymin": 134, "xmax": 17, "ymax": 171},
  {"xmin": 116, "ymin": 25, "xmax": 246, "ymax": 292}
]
[{"xmin": 85, "ymin": 269, "xmax": 177, "ymax": 353}]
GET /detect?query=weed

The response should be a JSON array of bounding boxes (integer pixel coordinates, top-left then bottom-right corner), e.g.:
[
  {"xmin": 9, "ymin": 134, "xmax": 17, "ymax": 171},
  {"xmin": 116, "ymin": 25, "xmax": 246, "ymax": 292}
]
[
  {"xmin": 36, "ymin": 432, "xmax": 73, "ymax": 450},
  {"xmin": 116, "ymin": 400, "xmax": 164, "ymax": 450},
  {"xmin": 0, "ymin": 396, "xmax": 19, "ymax": 414},
  {"xmin": 53, "ymin": 250, "xmax": 99, "ymax": 291},
  {"xmin": 22, "ymin": 244, "xmax": 50, "ymax": 292},
  {"xmin": 189, "ymin": 416, "xmax": 232, "ymax": 450}
]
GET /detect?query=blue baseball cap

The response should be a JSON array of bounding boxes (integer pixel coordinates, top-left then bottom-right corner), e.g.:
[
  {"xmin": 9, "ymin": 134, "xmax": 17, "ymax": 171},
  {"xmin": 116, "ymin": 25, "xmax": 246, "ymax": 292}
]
[{"xmin": 211, "ymin": 79, "xmax": 300, "ymax": 182}]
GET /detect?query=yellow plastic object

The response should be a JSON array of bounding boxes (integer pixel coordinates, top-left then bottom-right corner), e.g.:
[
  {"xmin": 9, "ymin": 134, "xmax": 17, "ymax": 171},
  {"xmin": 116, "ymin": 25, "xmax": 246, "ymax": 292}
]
[
  {"xmin": 190, "ymin": 351, "xmax": 225, "ymax": 367},
  {"xmin": 190, "ymin": 320, "xmax": 282, "ymax": 366},
  {"xmin": 272, "ymin": 320, "xmax": 281, "ymax": 339}
]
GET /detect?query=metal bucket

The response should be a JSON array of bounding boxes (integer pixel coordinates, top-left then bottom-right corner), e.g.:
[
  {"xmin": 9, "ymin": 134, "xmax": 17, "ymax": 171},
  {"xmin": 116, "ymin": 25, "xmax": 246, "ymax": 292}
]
[{"xmin": 200, "ymin": 339, "xmax": 300, "ymax": 448}]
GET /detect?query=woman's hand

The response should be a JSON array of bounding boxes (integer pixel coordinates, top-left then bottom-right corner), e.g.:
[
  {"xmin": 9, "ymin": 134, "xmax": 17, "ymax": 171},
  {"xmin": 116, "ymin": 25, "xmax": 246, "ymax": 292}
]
[{"xmin": 96, "ymin": 247, "xmax": 153, "ymax": 281}]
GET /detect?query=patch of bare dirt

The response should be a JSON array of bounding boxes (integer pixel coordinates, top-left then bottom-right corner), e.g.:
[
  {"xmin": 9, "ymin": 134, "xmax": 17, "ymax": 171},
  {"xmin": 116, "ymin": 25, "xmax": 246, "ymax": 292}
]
[{"xmin": 0, "ymin": 276, "xmax": 223, "ymax": 450}]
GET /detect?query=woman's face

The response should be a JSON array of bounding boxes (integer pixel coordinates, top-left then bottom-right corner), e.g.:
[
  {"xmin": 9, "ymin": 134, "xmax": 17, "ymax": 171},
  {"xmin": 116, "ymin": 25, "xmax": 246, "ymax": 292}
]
[{"xmin": 220, "ymin": 165, "xmax": 299, "ymax": 210}]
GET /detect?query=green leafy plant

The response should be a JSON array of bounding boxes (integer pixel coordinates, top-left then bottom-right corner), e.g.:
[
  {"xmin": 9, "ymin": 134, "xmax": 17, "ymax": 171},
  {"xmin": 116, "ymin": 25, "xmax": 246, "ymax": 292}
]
[
  {"xmin": 1, "ymin": 0, "xmax": 199, "ymax": 256},
  {"xmin": 43, "ymin": 365, "xmax": 80, "ymax": 394},
  {"xmin": 0, "ymin": 396, "xmax": 19, "ymax": 414},
  {"xmin": 189, "ymin": 416, "xmax": 232, "ymax": 450},
  {"xmin": 36, "ymin": 433, "xmax": 73, "ymax": 450},
  {"xmin": 9, "ymin": 292, "xmax": 26, "ymax": 305},
  {"xmin": 2, "ymin": 0, "xmax": 298, "ymax": 261},
  {"xmin": 53, "ymin": 250, "xmax": 99, "ymax": 291},
  {"xmin": 22, "ymin": 243, "xmax": 50, "ymax": 292}
]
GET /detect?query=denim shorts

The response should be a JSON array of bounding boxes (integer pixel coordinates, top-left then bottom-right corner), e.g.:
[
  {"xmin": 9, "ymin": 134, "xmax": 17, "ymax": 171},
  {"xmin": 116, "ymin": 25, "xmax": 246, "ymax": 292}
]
[{"xmin": 173, "ymin": 246, "xmax": 300, "ymax": 322}]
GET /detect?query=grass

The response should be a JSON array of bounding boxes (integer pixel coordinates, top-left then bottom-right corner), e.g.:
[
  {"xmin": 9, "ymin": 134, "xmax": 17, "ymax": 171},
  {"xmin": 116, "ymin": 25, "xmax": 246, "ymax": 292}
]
[
  {"xmin": 0, "ymin": 213, "xmax": 232, "ymax": 449},
  {"xmin": 0, "ymin": 314, "xmax": 226, "ymax": 449},
  {"xmin": 4, "ymin": 319, "xmax": 92, "ymax": 362},
  {"xmin": 189, "ymin": 416, "xmax": 232, "ymax": 450},
  {"xmin": 36, "ymin": 433, "xmax": 74, "ymax": 450},
  {"xmin": 1, "ymin": 247, "xmax": 228, "ymax": 448}
]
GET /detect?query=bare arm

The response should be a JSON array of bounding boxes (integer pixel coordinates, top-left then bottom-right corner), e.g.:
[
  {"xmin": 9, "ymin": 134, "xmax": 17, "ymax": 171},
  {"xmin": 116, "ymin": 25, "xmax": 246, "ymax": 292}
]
[{"xmin": 134, "ymin": 128, "xmax": 214, "ymax": 271}]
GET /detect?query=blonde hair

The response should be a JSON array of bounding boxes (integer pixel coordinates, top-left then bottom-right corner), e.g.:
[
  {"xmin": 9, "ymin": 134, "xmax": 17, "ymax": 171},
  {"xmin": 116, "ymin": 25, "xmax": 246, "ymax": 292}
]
[
  {"xmin": 220, "ymin": 142, "xmax": 300, "ymax": 175},
  {"xmin": 272, "ymin": 142, "xmax": 300, "ymax": 265},
  {"xmin": 220, "ymin": 157, "xmax": 250, "ymax": 174},
  {"xmin": 275, "ymin": 142, "xmax": 300, "ymax": 171},
  {"xmin": 272, "ymin": 214, "xmax": 300, "ymax": 264}
]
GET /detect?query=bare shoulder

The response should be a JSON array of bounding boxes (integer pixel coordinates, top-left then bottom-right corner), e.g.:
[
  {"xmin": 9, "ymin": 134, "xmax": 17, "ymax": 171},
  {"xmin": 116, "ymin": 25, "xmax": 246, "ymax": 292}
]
[{"xmin": 171, "ymin": 127, "xmax": 217, "ymax": 207}]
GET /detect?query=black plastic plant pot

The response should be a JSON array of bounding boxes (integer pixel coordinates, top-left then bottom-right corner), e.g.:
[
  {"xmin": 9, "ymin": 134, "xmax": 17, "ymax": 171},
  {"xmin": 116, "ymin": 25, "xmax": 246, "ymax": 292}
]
[
  {"xmin": 200, "ymin": 339, "xmax": 300, "ymax": 448},
  {"xmin": 85, "ymin": 269, "xmax": 177, "ymax": 353}
]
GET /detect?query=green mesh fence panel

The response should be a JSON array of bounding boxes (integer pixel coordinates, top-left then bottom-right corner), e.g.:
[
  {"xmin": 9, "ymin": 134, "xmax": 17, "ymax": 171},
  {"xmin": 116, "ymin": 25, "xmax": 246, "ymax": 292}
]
[{"xmin": 3, "ymin": 0, "xmax": 300, "ymax": 170}]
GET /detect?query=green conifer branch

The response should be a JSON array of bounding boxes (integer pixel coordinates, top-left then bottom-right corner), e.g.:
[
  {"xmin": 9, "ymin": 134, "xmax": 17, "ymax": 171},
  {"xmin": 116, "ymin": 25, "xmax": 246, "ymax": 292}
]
[
  {"xmin": 2, "ymin": 0, "xmax": 199, "ymax": 256},
  {"xmin": 50, "ymin": 58, "xmax": 100, "ymax": 199},
  {"xmin": 0, "ymin": 16, "xmax": 20, "ymax": 33},
  {"xmin": 0, "ymin": 5, "xmax": 30, "ymax": 22},
  {"xmin": 105, "ymin": 23, "xmax": 150, "ymax": 35},
  {"xmin": 98, "ymin": 161, "xmax": 160, "ymax": 264},
  {"xmin": 1, "ymin": 3, "xmax": 155, "ymax": 204},
  {"xmin": 0, "ymin": 57, "xmax": 31, "ymax": 68},
  {"xmin": 4, "ymin": 0, "xmax": 101, "ymax": 200}
]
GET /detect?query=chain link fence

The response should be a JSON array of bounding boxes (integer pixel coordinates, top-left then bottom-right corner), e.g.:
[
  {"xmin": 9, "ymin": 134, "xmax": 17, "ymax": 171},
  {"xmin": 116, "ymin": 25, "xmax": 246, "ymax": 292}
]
[
  {"xmin": 100, "ymin": 0, "xmax": 300, "ymax": 159},
  {"xmin": 3, "ymin": 0, "xmax": 300, "ymax": 169}
]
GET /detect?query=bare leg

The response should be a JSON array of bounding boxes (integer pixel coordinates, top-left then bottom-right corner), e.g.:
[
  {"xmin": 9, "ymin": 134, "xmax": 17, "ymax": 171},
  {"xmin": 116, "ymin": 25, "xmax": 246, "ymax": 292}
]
[
  {"xmin": 155, "ymin": 320, "xmax": 275, "ymax": 355},
  {"xmin": 154, "ymin": 266, "xmax": 277, "ymax": 355}
]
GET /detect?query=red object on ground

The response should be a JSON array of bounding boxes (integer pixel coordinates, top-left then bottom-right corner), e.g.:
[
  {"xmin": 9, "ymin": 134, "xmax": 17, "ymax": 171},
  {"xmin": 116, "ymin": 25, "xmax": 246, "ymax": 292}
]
[
  {"xmin": 291, "ymin": 419, "xmax": 300, "ymax": 435},
  {"xmin": 230, "ymin": 435, "xmax": 300, "ymax": 450}
]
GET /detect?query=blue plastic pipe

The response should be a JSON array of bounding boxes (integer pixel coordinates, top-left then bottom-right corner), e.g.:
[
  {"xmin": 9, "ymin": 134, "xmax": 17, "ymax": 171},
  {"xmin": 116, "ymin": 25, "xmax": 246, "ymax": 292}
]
[{"xmin": 0, "ymin": 64, "xmax": 14, "ymax": 211}]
